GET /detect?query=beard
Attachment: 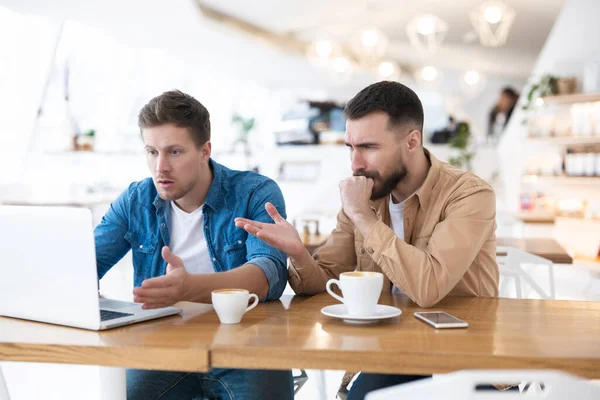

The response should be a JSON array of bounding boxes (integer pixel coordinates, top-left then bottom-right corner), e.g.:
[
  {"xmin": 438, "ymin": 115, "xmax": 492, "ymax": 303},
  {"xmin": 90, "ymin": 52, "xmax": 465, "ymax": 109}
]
[{"xmin": 354, "ymin": 164, "xmax": 408, "ymax": 200}]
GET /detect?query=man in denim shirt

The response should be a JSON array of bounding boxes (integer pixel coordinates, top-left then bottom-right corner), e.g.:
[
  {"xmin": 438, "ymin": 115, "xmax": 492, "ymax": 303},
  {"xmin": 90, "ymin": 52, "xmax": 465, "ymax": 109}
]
[{"xmin": 94, "ymin": 90, "xmax": 292, "ymax": 400}]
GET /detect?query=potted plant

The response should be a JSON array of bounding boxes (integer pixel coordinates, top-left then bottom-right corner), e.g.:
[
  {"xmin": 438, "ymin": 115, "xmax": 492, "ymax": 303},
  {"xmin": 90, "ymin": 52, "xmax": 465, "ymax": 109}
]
[
  {"xmin": 522, "ymin": 74, "xmax": 558, "ymax": 112},
  {"xmin": 76, "ymin": 129, "xmax": 96, "ymax": 151},
  {"xmin": 231, "ymin": 114, "xmax": 256, "ymax": 170},
  {"xmin": 448, "ymin": 122, "xmax": 475, "ymax": 170}
]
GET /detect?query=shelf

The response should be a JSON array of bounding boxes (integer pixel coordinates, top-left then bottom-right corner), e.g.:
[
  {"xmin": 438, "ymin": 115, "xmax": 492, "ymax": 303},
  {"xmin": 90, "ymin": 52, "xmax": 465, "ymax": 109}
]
[
  {"xmin": 514, "ymin": 211, "xmax": 555, "ymax": 224},
  {"xmin": 541, "ymin": 93, "xmax": 600, "ymax": 105},
  {"xmin": 524, "ymin": 175, "xmax": 600, "ymax": 185},
  {"xmin": 526, "ymin": 135, "xmax": 600, "ymax": 145},
  {"xmin": 523, "ymin": 175, "xmax": 600, "ymax": 186}
]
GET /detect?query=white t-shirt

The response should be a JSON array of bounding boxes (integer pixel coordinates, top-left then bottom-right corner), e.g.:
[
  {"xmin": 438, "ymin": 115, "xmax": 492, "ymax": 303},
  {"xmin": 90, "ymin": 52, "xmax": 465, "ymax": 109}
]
[
  {"xmin": 388, "ymin": 195, "xmax": 406, "ymax": 241},
  {"xmin": 388, "ymin": 195, "xmax": 407, "ymax": 294},
  {"xmin": 169, "ymin": 202, "xmax": 214, "ymax": 275}
]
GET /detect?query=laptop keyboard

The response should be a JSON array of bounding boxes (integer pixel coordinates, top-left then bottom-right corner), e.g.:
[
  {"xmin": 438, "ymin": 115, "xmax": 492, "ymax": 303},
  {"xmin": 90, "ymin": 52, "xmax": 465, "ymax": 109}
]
[{"xmin": 100, "ymin": 309, "xmax": 134, "ymax": 322}]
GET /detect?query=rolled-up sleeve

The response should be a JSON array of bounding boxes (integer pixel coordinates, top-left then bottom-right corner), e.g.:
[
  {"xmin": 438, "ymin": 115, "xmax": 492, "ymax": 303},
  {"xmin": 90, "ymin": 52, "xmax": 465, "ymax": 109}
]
[{"xmin": 245, "ymin": 179, "xmax": 289, "ymax": 301}]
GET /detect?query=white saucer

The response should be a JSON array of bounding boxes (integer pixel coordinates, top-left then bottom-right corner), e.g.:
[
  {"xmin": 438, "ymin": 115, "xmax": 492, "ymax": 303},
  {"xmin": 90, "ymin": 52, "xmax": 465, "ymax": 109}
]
[{"xmin": 321, "ymin": 304, "xmax": 402, "ymax": 325}]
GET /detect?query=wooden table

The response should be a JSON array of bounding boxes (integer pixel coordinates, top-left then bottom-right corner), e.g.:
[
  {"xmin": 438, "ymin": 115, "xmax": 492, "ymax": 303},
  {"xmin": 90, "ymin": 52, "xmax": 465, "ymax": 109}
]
[
  {"xmin": 0, "ymin": 298, "xmax": 305, "ymax": 400},
  {"xmin": 497, "ymin": 237, "xmax": 573, "ymax": 264},
  {"xmin": 210, "ymin": 292, "xmax": 600, "ymax": 378},
  {"xmin": 0, "ymin": 303, "xmax": 217, "ymax": 372},
  {"xmin": 1, "ymin": 293, "xmax": 599, "ymax": 379},
  {"xmin": 0, "ymin": 298, "xmax": 310, "ymax": 372}
]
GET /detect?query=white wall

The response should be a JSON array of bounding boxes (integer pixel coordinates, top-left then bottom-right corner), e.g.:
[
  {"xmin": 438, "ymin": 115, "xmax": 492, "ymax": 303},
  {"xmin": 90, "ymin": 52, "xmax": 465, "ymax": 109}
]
[
  {"xmin": 0, "ymin": 9, "xmax": 61, "ymax": 184},
  {"xmin": 498, "ymin": 0, "xmax": 600, "ymax": 211}
]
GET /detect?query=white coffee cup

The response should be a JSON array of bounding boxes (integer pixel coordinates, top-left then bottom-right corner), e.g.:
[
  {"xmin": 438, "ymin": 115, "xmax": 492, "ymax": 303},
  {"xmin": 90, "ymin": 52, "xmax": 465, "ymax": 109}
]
[
  {"xmin": 211, "ymin": 289, "xmax": 259, "ymax": 324},
  {"xmin": 326, "ymin": 271, "xmax": 383, "ymax": 316}
]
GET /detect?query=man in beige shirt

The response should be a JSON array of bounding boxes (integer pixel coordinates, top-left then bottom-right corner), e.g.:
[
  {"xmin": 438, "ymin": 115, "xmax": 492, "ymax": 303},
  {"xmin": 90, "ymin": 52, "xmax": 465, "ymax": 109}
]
[{"xmin": 235, "ymin": 81, "xmax": 499, "ymax": 399}]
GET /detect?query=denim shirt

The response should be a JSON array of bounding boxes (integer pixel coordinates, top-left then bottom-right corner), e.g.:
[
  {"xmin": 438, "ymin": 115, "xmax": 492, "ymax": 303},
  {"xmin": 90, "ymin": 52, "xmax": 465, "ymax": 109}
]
[{"xmin": 94, "ymin": 159, "xmax": 288, "ymax": 301}]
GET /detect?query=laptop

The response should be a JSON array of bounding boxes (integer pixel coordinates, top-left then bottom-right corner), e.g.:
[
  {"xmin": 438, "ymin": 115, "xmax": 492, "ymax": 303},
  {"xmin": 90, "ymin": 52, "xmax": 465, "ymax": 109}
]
[{"xmin": 0, "ymin": 205, "xmax": 181, "ymax": 330}]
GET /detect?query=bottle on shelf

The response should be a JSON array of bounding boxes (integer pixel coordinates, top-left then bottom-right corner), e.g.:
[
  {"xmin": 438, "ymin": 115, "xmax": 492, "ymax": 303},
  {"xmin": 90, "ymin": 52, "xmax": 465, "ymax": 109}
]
[
  {"xmin": 564, "ymin": 146, "xmax": 600, "ymax": 177},
  {"xmin": 564, "ymin": 148, "xmax": 574, "ymax": 176},
  {"xmin": 566, "ymin": 148, "xmax": 588, "ymax": 176},
  {"xmin": 585, "ymin": 150, "xmax": 596, "ymax": 176}
]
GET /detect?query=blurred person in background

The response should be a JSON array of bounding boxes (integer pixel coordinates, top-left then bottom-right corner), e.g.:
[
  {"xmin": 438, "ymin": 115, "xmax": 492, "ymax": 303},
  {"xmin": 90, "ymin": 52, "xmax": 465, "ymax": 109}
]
[{"xmin": 488, "ymin": 87, "xmax": 519, "ymax": 143}]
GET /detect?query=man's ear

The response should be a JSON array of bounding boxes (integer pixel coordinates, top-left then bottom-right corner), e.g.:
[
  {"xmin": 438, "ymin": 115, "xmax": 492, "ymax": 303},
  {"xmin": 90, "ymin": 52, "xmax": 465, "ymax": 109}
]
[
  {"xmin": 201, "ymin": 141, "xmax": 212, "ymax": 161},
  {"xmin": 406, "ymin": 130, "xmax": 421, "ymax": 151}
]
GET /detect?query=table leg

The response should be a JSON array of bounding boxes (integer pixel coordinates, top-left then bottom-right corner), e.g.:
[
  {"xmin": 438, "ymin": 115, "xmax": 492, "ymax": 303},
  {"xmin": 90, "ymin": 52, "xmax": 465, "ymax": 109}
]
[
  {"xmin": 98, "ymin": 366, "xmax": 126, "ymax": 400},
  {"xmin": 0, "ymin": 365, "xmax": 10, "ymax": 400},
  {"xmin": 312, "ymin": 370, "xmax": 327, "ymax": 400}
]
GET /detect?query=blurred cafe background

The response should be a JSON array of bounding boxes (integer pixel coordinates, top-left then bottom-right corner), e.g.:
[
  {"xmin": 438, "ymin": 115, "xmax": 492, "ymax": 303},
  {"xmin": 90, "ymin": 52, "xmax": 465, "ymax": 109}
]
[{"xmin": 0, "ymin": 0, "xmax": 599, "ymax": 398}]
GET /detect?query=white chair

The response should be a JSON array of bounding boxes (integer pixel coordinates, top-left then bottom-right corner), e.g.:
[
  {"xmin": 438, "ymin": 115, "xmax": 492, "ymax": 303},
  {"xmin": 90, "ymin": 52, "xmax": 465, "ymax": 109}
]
[
  {"xmin": 0, "ymin": 365, "xmax": 10, "ymax": 400},
  {"xmin": 365, "ymin": 370, "xmax": 600, "ymax": 399},
  {"xmin": 497, "ymin": 246, "xmax": 555, "ymax": 299},
  {"xmin": 496, "ymin": 247, "xmax": 558, "ymax": 393}
]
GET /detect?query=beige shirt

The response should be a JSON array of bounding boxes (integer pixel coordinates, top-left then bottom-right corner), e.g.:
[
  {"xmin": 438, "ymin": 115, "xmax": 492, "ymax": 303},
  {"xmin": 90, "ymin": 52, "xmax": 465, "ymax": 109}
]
[{"xmin": 289, "ymin": 149, "xmax": 499, "ymax": 308}]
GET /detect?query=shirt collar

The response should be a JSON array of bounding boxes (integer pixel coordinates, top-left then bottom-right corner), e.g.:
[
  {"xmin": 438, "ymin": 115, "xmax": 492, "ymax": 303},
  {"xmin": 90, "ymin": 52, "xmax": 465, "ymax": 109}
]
[
  {"xmin": 413, "ymin": 148, "xmax": 439, "ymax": 212},
  {"xmin": 203, "ymin": 158, "xmax": 223, "ymax": 211}
]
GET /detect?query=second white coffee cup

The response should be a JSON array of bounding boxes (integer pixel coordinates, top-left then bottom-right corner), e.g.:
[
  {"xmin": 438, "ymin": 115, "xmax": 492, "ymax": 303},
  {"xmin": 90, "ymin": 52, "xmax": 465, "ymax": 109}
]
[
  {"xmin": 212, "ymin": 289, "xmax": 259, "ymax": 324},
  {"xmin": 326, "ymin": 271, "xmax": 383, "ymax": 316}
]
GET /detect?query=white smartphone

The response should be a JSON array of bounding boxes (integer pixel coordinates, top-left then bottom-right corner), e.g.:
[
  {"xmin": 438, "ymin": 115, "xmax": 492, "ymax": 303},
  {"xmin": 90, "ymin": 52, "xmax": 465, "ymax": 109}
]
[{"xmin": 414, "ymin": 311, "xmax": 468, "ymax": 329}]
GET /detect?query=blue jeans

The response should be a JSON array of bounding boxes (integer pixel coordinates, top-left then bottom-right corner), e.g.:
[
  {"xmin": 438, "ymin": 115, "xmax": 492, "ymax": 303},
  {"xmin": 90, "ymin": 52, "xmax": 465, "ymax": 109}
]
[{"xmin": 127, "ymin": 368, "xmax": 294, "ymax": 400}]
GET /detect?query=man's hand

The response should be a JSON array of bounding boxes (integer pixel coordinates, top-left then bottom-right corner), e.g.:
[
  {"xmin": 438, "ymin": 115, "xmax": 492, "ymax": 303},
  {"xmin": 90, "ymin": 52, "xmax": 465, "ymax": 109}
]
[
  {"xmin": 339, "ymin": 176, "xmax": 379, "ymax": 237},
  {"xmin": 235, "ymin": 202, "xmax": 308, "ymax": 264},
  {"xmin": 133, "ymin": 246, "xmax": 190, "ymax": 309},
  {"xmin": 339, "ymin": 176, "xmax": 374, "ymax": 220}
]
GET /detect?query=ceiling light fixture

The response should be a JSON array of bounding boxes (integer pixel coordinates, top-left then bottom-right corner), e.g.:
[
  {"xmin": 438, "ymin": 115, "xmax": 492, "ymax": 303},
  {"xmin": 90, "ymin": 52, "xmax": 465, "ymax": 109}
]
[
  {"xmin": 470, "ymin": 1, "xmax": 515, "ymax": 47},
  {"xmin": 306, "ymin": 39, "xmax": 339, "ymax": 68},
  {"xmin": 329, "ymin": 55, "xmax": 353, "ymax": 83},
  {"xmin": 332, "ymin": 56, "xmax": 349, "ymax": 73},
  {"xmin": 483, "ymin": 5, "xmax": 503, "ymax": 24},
  {"xmin": 421, "ymin": 66, "xmax": 438, "ymax": 82},
  {"xmin": 464, "ymin": 70, "xmax": 481, "ymax": 85},
  {"xmin": 378, "ymin": 61, "xmax": 398, "ymax": 78},
  {"xmin": 406, "ymin": 14, "xmax": 448, "ymax": 54},
  {"xmin": 351, "ymin": 27, "xmax": 389, "ymax": 64},
  {"xmin": 460, "ymin": 70, "xmax": 487, "ymax": 97},
  {"xmin": 417, "ymin": 17, "xmax": 435, "ymax": 35},
  {"xmin": 315, "ymin": 40, "xmax": 333, "ymax": 59}
]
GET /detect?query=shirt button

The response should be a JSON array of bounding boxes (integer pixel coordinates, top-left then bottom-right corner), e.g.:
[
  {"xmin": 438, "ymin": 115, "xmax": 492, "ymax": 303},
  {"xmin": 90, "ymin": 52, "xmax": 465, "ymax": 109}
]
[
  {"xmin": 212, "ymin": 257, "xmax": 216, "ymax": 261},
  {"xmin": 237, "ymin": 240, "xmax": 242, "ymax": 244},
  {"xmin": 139, "ymin": 245, "xmax": 143, "ymax": 249},
  {"xmin": 161, "ymin": 223, "xmax": 166, "ymax": 228},
  {"xmin": 358, "ymin": 248, "xmax": 365, "ymax": 254},
  {"xmin": 367, "ymin": 247, "xmax": 374, "ymax": 254}
]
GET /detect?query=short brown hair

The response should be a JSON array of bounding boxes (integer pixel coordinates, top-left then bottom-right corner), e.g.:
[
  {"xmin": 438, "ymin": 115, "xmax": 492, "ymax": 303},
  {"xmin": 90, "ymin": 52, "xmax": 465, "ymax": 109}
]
[
  {"xmin": 138, "ymin": 90, "xmax": 210, "ymax": 147},
  {"xmin": 345, "ymin": 81, "xmax": 424, "ymax": 134}
]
